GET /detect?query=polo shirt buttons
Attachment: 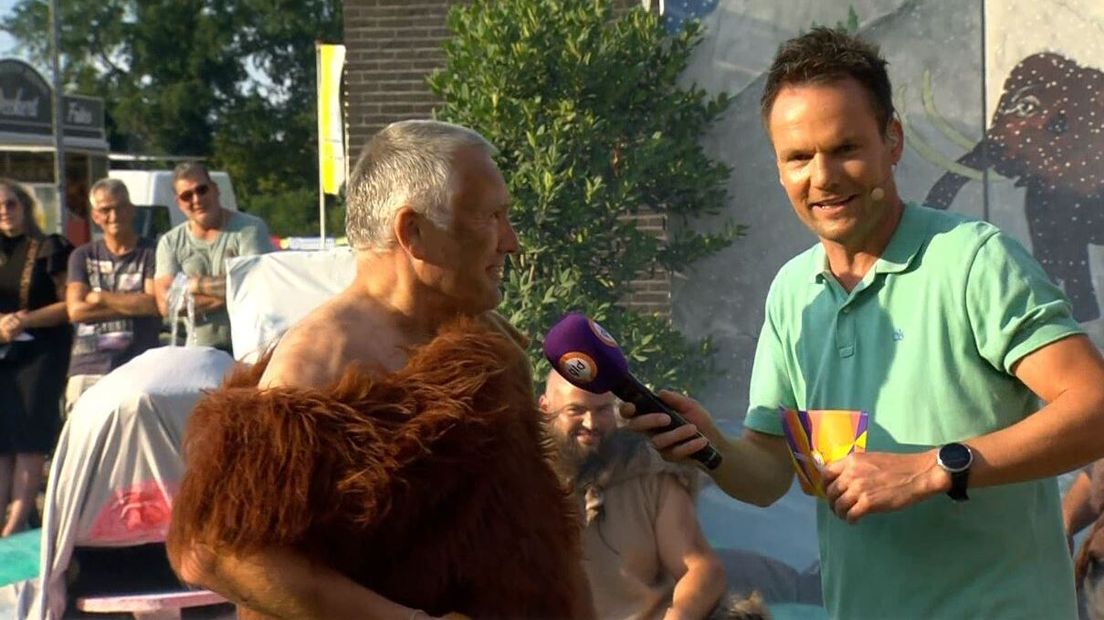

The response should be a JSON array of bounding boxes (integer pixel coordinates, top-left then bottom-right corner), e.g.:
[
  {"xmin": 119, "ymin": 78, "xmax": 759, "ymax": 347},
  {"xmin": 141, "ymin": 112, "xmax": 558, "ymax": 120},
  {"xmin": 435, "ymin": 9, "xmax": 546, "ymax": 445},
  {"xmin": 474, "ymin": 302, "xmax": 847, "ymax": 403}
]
[{"xmin": 837, "ymin": 304, "xmax": 855, "ymax": 357}]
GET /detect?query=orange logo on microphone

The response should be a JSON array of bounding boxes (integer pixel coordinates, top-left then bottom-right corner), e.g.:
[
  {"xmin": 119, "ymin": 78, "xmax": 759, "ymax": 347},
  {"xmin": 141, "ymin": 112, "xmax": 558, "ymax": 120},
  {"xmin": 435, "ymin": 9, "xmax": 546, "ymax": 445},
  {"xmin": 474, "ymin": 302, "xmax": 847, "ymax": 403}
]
[{"xmin": 559, "ymin": 352, "xmax": 597, "ymax": 384}]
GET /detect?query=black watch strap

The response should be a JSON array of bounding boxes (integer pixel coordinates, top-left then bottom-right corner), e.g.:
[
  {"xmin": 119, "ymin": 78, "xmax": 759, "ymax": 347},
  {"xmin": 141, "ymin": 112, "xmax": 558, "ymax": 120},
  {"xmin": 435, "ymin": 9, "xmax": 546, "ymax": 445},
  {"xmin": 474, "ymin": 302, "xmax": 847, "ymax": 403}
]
[
  {"xmin": 938, "ymin": 442, "xmax": 973, "ymax": 502},
  {"xmin": 947, "ymin": 469, "xmax": 970, "ymax": 501}
]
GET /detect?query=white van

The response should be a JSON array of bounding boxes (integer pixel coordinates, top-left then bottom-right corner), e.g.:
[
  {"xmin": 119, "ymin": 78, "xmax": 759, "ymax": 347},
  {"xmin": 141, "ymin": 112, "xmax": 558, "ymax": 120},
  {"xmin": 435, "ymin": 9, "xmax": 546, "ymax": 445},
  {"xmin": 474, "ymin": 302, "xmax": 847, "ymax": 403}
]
[{"xmin": 107, "ymin": 169, "xmax": 239, "ymax": 238}]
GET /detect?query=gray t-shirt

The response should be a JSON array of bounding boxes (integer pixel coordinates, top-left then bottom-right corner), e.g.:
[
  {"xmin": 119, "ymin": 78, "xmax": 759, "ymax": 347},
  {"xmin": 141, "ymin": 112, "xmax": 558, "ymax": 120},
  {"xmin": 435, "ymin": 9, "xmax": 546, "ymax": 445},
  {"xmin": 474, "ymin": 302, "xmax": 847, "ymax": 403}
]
[
  {"xmin": 68, "ymin": 238, "xmax": 161, "ymax": 376},
  {"xmin": 155, "ymin": 210, "xmax": 274, "ymax": 350}
]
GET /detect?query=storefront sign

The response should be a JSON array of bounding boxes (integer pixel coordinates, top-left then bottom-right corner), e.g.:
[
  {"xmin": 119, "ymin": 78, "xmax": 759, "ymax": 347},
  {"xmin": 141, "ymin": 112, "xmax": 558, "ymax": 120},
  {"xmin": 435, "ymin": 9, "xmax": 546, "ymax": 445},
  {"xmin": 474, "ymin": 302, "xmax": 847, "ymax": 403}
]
[{"xmin": 0, "ymin": 59, "xmax": 105, "ymax": 141}]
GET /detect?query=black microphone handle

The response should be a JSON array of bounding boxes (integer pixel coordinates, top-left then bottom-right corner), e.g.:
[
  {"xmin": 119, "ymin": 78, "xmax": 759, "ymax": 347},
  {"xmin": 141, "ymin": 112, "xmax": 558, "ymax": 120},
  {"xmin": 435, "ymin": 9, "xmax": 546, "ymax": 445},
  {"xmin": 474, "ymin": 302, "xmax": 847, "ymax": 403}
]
[{"xmin": 612, "ymin": 374, "xmax": 723, "ymax": 470}]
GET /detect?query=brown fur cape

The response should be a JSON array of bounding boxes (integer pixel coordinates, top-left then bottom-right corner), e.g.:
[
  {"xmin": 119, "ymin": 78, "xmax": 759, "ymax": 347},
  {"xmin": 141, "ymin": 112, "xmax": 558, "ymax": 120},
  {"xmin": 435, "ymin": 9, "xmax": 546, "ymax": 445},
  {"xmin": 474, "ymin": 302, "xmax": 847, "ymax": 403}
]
[{"xmin": 167, "ymin": 316, "xmax": 584, "ymax": 619}]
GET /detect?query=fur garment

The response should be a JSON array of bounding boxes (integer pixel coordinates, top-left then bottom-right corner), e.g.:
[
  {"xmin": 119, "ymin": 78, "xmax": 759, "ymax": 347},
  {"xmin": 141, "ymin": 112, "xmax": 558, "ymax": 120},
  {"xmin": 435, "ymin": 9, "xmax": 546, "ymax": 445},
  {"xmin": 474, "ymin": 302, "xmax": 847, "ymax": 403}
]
[{"xmin": 167, "ymin": 316, "xmax": 584, "ymax": 619}]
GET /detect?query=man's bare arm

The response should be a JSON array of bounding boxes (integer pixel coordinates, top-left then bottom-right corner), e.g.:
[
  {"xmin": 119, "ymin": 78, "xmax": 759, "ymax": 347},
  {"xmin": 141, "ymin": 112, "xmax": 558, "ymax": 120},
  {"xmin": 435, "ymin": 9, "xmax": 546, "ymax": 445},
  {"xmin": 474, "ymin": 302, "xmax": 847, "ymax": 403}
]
[
  {"xmin": 172, "ymin": 543, "xmax": 426, "ymax": 620},
  {"xmin": 187, "ymin": 293, "xmax": 225, "ymax": 312},
  {"xmin": 189, "ymin": 275, "xmax": 226, "ymax": 299},
  {"xmin": 155, "ymin": 273, "xmax": 225, "ymax": 316},
  {"xmin": 154, "ymin": 274, "xmax": 173, "ymax": 316},
  {"xmin": 654, "ymin": 476, "xmax": 727, "ymax": 620},
  {"xmin": 67, "ymin": 281, "xmax": 158, "ymax": 322}
]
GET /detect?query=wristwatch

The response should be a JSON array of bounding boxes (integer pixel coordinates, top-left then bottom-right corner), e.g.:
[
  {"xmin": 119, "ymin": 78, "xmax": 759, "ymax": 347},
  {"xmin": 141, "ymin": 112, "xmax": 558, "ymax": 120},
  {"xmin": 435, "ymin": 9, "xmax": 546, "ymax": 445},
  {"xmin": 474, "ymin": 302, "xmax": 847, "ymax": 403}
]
[{"xmin": 937, "ymin": 443, "xmax": 973, "ymax": 502}]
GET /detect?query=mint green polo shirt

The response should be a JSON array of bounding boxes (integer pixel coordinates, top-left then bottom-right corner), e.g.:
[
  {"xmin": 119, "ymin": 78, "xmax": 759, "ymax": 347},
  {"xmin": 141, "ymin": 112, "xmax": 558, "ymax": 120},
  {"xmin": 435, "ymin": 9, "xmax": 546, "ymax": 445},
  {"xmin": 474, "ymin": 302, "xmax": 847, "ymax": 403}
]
[{"xmin": 744, "ymin": 203, "xmax": 1081, "ymax": 619}]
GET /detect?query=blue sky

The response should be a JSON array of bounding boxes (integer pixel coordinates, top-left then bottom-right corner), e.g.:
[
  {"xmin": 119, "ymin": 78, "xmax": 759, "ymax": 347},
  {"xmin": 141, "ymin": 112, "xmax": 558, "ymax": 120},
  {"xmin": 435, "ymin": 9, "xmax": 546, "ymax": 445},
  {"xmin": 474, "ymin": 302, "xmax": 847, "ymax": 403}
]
[{"xmin": 0, "ymin": 0, "xmax": 19, "ymax": 59}]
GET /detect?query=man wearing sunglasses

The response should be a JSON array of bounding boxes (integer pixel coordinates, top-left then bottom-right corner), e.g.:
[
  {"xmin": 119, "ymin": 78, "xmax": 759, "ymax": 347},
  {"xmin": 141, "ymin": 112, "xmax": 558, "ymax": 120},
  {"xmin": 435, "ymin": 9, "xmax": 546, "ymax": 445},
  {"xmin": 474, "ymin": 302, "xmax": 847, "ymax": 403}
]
[{"xmin": 153, "ymin": 162, "xmax": 274, "ymax": 352}]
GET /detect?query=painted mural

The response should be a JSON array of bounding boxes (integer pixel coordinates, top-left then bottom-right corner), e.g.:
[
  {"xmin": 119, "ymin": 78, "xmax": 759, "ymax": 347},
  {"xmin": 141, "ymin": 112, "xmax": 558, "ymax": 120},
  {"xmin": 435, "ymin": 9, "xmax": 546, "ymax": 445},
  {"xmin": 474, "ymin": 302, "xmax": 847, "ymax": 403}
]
[{"xmin": 928, "ymin": 53, "xmax": 1104, "ymax": 322}]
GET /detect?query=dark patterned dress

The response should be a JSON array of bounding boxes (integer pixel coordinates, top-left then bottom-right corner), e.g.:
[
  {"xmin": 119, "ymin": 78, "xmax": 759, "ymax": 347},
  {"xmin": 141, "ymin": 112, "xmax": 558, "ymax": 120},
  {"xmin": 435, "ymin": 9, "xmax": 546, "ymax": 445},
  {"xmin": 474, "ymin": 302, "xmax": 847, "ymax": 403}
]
[{"xmin": 0, "ymin": 233, "xmax": 73, "ymax": 454}]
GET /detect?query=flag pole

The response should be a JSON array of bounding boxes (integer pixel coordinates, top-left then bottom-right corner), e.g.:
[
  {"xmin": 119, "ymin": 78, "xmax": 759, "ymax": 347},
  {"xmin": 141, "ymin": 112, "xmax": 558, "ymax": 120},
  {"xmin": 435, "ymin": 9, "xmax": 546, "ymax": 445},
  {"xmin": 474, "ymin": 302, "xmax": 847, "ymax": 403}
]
[
  {"xmin": 49, "ymin": 0, "xmax": 67, "ymax": 236},
  {"xmin": 315, "ymin": 42, "xmax": 326, "ymax": 247}
]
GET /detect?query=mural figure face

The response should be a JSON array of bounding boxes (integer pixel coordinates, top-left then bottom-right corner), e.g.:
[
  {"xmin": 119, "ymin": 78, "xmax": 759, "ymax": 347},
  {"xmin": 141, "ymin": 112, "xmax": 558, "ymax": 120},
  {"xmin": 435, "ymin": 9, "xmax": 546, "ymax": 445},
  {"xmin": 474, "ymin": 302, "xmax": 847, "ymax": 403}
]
[
  {"xmin": 768, "ymin": 78, "xmax": 903, "ymax": 254},
  {"xmin": 988, "ymin": 52, "xmax": 1104, "ymax": 197}
]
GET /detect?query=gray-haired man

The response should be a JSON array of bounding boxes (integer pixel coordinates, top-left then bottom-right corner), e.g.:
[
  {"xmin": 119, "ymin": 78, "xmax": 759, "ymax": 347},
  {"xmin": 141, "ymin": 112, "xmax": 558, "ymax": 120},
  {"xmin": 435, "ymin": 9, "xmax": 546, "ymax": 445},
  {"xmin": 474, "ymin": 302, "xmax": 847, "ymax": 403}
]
[
  {"xmin": 166, "ymin": 120, "xmax": 595, "ymax": 619},
  {"xmin": 65, "ymin": 179, "xmax": 161, "ymax": 407}
]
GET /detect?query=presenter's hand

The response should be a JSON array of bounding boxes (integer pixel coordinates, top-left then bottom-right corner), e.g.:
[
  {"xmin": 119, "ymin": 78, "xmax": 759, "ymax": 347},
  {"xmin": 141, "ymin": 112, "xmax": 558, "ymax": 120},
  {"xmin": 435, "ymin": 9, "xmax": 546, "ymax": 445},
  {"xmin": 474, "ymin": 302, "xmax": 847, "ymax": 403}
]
[
  {"xmin": 622, "ymin": 390, "xmax": 721, "ymax": 463},
  {"xmin": 822, "ymin": 449, "xmax": 950, "ymax": 523}
]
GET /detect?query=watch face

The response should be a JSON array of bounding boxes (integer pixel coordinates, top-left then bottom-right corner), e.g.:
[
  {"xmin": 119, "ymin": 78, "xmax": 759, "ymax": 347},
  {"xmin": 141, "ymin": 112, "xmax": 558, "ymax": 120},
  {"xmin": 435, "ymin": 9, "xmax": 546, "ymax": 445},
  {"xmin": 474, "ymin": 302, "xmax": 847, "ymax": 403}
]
[{"xmin": 939, "ymin": 443, "xmax": 973, "ymax": 471}]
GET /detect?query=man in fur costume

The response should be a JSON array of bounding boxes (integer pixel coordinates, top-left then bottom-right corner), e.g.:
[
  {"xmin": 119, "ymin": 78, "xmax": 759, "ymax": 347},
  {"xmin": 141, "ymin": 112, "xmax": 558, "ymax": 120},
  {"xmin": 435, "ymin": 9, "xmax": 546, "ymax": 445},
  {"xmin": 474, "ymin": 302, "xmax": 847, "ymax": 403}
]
[
  {"xmin": 541, "ymin": 370, "xmax": 767, "ymax": 620},
  {"xmin": 166, "ymin": 120, "xmax": 595, "ymax": 619}
]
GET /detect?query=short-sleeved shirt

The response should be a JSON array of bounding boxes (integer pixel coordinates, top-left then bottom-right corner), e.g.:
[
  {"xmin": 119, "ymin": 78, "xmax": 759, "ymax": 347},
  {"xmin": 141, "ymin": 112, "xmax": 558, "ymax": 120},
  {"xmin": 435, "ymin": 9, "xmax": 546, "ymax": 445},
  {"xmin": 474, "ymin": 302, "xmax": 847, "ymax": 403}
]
[
  {"xmin": 67, "ymin": 238, "xmax": 161, "ymax": 376},
  {"xmin": 744, "ymin": 203, "xmax": 1081, "ymax": 619},
  {"xmin": 155, "ymin": 210, "xmax": 274, "ymax": 351}
]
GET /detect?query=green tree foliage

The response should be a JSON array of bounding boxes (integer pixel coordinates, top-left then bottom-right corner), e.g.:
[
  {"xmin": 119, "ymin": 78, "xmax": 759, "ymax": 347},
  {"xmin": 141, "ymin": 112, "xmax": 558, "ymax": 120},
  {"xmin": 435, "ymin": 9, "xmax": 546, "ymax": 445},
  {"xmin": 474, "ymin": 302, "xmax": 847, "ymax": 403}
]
[
  {"xmin": 428, "ymin": 0, "xmax": 740, "ymax": 392},
  {"xmin": 4, "ymin": 0, "xmax": 342, "ymax": 235}
]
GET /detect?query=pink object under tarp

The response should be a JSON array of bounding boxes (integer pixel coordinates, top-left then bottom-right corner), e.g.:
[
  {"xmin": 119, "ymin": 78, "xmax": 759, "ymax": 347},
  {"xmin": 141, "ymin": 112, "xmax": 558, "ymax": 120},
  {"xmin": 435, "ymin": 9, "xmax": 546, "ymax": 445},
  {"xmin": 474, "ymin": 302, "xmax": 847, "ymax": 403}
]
[{"xmin": 17, "ymin": 346, "xmax": 234, "ymax": 620}]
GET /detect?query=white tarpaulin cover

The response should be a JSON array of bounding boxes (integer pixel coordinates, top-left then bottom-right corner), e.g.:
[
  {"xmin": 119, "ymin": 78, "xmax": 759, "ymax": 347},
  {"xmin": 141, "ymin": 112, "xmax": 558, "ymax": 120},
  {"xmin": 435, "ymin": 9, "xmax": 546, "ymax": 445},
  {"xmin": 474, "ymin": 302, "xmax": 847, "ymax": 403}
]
[
  {"xmin": 13, "ymin": 249, "xmax": 353, "ymax": 619},
  {"xmin": 19, "ymin": 346, "xmax": 234, "ymax": 620},
  {"xmin": 225, "ymin": 248, "xmax": 355, "ymax": 362}
]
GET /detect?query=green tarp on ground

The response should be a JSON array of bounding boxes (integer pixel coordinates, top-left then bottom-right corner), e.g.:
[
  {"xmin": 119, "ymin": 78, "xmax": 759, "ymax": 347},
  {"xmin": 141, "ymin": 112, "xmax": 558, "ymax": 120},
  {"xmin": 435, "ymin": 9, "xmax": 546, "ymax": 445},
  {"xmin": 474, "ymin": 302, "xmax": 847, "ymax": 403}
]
[{"xmin": 0, "ymin": 529, "xmax": 39, "ymax": 586}]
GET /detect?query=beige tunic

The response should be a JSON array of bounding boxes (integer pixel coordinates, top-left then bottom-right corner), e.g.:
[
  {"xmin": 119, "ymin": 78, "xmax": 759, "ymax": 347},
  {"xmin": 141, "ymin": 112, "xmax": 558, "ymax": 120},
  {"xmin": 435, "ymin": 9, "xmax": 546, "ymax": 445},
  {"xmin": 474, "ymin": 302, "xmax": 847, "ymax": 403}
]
[{"xmin": 579, "ymin": 447, "xmax": 698, "ymax": 620}]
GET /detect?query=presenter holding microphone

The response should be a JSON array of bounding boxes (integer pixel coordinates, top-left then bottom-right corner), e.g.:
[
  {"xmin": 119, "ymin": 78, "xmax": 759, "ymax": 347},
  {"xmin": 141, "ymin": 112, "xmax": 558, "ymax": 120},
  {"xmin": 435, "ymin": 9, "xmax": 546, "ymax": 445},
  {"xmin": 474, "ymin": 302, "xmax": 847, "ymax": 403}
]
[{"xmin": 626, "ymin": 27, "xmax": 1104, "ymax": 620}]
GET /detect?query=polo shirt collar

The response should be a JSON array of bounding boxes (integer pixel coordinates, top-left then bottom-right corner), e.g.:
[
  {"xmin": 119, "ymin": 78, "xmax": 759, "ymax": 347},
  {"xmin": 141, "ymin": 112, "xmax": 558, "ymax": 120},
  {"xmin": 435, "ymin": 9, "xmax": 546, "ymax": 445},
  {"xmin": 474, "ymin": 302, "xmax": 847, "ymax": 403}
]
[{"xmin": 809, "ymin": 202, "xmax": 926, "ymax": 283}]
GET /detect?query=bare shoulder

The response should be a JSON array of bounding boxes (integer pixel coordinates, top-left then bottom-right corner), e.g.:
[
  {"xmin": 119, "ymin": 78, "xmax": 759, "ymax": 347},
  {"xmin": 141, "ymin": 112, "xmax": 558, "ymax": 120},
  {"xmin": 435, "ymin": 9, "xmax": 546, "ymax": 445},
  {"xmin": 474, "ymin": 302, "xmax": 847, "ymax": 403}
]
[{"xmin": 259, "ymin": 294, "xmax": 392, "ymax": 389}]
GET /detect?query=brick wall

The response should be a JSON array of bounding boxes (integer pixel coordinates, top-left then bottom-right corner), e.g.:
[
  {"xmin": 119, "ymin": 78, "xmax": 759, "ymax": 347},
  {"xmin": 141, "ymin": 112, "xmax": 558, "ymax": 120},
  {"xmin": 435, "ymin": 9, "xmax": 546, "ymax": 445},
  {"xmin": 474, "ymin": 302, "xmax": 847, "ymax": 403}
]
[
  {"xmin": 342, "ymin": 0, "xmax": 670, "ymax": 315},
  {"xmin": 623, "ymin": 212, "xmax": 670, "ymax": 316},
  {"xmin": 343, "ymin": 0, "xmax": 453, "ymax": 155}
]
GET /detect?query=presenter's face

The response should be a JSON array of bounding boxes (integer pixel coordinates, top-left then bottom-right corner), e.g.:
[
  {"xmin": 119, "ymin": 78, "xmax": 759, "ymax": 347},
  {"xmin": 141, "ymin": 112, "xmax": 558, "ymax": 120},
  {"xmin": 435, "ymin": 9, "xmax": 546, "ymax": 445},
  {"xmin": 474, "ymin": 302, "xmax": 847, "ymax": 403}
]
[
  {"xmin": 542, "ymin": 379, "xmax": 618, "ymax": 457},
  {"xmin": 768, "ymin": 78, "xmax": 902, "ymax": 253},
  {"xmin": 422, "ymin": 147, "xmax": 519, "ymax": 313}
]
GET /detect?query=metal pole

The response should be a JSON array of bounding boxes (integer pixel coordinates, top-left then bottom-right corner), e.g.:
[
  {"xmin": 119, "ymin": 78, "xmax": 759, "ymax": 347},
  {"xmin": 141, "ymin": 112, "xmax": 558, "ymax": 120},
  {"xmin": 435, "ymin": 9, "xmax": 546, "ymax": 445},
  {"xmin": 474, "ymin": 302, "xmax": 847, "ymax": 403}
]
[
  {"xmin": 316, "ymin": 42, "xmax": 326, "ymax": 247},
  {"xmin": 49, "ymin": 0, "xmax": 67, "ymax": 235}
]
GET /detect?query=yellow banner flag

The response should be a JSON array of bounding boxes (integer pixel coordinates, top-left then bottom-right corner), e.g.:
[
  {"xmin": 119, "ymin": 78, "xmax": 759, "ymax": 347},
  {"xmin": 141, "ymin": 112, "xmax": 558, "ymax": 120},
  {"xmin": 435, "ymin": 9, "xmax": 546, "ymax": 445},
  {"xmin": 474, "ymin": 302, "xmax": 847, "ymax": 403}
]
[{"xmin": 316, "ymin": 43, "xmax": 346, "ymax": 196}]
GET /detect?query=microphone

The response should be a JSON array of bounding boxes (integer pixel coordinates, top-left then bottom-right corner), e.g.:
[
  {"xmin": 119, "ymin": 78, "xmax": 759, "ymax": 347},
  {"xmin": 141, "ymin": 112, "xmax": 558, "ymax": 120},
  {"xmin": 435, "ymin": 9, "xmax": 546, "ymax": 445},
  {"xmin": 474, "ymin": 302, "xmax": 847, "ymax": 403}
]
[
  {"xmin": 543, "ymin": 312, "xmax": 723, "ymax": 470},
  {"xmin": 870, "ymin": 186, "xmax": 885, "ymax": 202}
]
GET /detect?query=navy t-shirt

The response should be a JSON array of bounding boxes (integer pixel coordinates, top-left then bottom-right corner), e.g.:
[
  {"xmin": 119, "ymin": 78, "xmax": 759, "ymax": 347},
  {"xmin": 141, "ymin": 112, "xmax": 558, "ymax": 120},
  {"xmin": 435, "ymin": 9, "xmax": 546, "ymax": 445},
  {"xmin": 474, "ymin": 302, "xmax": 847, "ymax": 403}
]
[{"xmin": 67, "ymin": 238, "xmax": 161, "ymax": 376}]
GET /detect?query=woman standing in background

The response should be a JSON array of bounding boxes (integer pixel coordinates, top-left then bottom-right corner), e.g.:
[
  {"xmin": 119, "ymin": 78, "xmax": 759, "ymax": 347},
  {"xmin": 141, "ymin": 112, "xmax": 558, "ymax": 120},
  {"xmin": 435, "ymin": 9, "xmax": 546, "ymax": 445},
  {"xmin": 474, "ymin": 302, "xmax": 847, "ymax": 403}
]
[{"xmin": 0, "ymin": 179, "xmax": 72, "ymax": 536}]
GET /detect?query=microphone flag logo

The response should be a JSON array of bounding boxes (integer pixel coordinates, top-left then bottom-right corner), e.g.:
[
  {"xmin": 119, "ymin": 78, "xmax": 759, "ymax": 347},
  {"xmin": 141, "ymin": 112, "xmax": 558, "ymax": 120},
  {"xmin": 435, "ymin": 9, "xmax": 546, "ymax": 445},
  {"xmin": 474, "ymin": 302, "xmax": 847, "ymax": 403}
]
[
  {"xmin": 587, "ymin": 319, "xmax": 618, "ymax": 348},
  {"xmin": 558, "ymin": 351, "xmax": 597, "ymax": 384}
]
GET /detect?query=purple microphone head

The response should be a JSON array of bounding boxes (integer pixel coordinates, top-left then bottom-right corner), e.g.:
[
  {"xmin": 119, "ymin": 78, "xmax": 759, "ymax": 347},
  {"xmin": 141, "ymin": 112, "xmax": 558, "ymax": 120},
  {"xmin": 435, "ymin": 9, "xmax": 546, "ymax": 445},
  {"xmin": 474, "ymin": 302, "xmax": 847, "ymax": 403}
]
[{"xmin": 543, "ymin": 312, "xmax": 628, "ymax": 394}]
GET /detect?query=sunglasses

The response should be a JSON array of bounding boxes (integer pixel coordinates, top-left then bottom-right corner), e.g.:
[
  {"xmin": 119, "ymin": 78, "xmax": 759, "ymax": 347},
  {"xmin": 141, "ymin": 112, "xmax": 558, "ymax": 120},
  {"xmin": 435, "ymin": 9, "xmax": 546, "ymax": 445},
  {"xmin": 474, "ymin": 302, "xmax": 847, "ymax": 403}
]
[
  {"xmin": 177, "ymin": 184, "xmax": 211, "ymax": 203},
  {"xmin": 0, "ymin": 199, "xmax": 19, "ymax": 211}
]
